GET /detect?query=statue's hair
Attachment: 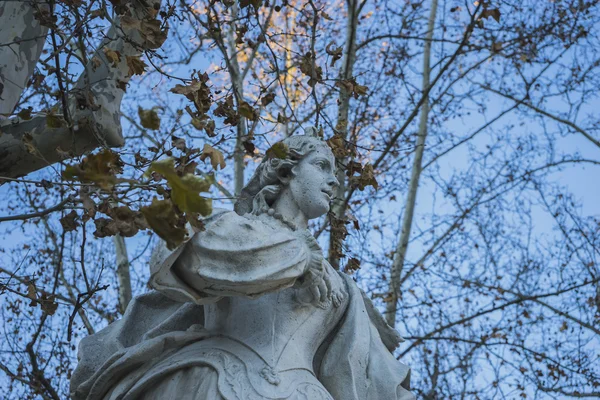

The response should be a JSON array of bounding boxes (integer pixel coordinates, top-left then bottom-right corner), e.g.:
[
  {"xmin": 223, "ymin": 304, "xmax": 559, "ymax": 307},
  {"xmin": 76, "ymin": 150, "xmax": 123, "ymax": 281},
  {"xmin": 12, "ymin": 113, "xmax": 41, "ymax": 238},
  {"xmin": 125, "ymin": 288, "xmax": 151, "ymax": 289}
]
[{"xmin": 234, "ymin": 135, "xmax": 330, "ymax": 215}]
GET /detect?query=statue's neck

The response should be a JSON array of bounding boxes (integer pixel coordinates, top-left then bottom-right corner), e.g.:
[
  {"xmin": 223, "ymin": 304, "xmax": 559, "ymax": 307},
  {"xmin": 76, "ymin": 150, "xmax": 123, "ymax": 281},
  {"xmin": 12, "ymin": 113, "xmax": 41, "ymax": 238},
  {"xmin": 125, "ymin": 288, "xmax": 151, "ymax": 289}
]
[{"xmin": 272, "ymin": 190, "xmax": 309, "ymax": 230}]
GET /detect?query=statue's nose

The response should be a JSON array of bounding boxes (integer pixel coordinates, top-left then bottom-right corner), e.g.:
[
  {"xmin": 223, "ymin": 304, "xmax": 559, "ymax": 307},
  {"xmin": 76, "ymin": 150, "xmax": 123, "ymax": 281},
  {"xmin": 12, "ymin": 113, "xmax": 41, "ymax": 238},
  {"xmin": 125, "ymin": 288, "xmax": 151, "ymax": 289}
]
[{"xmin": 327, "ymin": 174, "xmax": 340, "ymax": 188}]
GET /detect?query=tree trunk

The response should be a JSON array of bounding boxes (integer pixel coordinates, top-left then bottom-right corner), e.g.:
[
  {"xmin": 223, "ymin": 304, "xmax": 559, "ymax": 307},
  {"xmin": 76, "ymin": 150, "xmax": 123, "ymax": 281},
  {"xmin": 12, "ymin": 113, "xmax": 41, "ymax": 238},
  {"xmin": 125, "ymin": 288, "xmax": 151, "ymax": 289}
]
[
  {"xmin": 327, "ymin": 0, "xmax": 361, "ymax": 269},
  {"xmin": 385, "ymin": 0, "xmax": 438, "ymax": 327},
  {"xmin": 0, "ymin": 1, "xmax": 50, "ymax": 117},
  {"xmin": 113, "ymin": 234, "xmax": 132, "ymax": 314},
  {"xmin": 0, "ymin": 1, "xmax": 159, "ymax": 179}
]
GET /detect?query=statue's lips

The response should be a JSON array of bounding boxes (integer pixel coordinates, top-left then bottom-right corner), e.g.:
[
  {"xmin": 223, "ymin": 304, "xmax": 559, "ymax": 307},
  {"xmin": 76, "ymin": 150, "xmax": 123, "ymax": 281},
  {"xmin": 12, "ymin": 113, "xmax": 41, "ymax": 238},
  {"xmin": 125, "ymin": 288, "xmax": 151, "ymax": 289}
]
[{"xmin": 321, "ymin": 189, "xmax": 333, "ymax": 200}]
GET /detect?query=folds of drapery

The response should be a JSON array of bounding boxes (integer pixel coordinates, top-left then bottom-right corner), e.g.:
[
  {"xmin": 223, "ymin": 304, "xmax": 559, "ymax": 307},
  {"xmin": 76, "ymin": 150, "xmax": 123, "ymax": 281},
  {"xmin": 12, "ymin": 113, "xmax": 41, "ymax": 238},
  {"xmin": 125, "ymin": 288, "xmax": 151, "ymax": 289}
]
[
  {"xmin": 70, "ymin": 209, "xmax": 414, "ymax": 400},
  {"xmin": 70, "ymin": 280, "xmax": 414, "ymax": 400},
  {"xmin": 148, "ymin": 210, "xmax": 322, "ymax": 303}
]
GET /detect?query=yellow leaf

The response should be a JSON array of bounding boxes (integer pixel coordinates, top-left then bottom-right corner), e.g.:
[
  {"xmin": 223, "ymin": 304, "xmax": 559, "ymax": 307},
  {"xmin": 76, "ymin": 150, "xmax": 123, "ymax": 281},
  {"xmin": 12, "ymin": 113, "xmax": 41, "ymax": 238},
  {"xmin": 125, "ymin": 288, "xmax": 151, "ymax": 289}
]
[
  {"xmin": 200, "ymin": 144, "xmax": 226, "ymax": 170},
  {"xmin": 103, "ymin": 48, "xmax": 121, "ymax": 67},
  {"xmin": 149, "ymin": 158, "xmax": 212, "ymax": 215},
  {"xmin": 141, "ymin": 198, "xmax": 188, "ymax": 249}
]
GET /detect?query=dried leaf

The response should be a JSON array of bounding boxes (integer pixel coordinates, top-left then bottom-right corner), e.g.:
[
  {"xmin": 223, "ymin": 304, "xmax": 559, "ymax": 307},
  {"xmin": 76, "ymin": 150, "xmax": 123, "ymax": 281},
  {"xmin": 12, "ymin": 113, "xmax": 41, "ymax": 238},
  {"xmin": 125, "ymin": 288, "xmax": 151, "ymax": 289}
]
[
  {"xmin": 481, "ymin": 8, "xmax": 501, "ymax": 22},
  {"xmin": 214, "ymin": 95, "xmax": 239, "ymax": 126},
  {"xmin": 116, "ymin": 80, "xmax": 128, "ymax": 91},
  {"xmin": 243, "ymin": 140, "xmax": 256, "ymax": 155},
  {"xmin": 40, "ymin": 298, "xmax": 58, "ymax": 315},
  {"xmin": 322, "ymin": 11, "xmax": 333, "ymax": 20},
  {"xmin": 239, "ymin": 0, "xmax": 263, "ymax": 9},
  {"xmin": 326, "ymin": 42, "xmax": 343, "ymax": 66},
  {"xmin": 238, "ymin": 101, "xmax": 258, "ymax": 121},
  {"xmin": 140, "ymin": 18, "xmax": 169, "ymax": 49},
  {"xmin": 119, "ymin": 15, "xmax": 141, "ymax": 30},
  {"xmin": 26, "ymin": 283, "xmax": 37, "ymax": 305},
  {"xmin": 63, "ymin": 149, "xmax": 123, "ymax": 190},
  {"xmin": 141, "ymin": 198, "xmax": 188, "ymax": 249},
  {"xmin": 200, "ymin": 144, "xmax": 226, "ymax": 170},
  {"xmin": 126, "ymin": 55, "xmax": 147, "ymax": 76},
  {"xmin": 299, "ymin": 52, "xmax": 323, "ymax": 86},
  {"xmin": 327, "ymin": 135, "xmax": 347, "ymax": 158},
  {"xmin": 351, "ymin": 163, "xmax": 378, "ymax": 190},
  {"xmin": 170, "ymin": 76, "xmax": 212, "ymax": 115},
  {"xmin": 266, "ymin": 142, "xmax": 288, "ymax": 159},
  {"xmin": 46, "ymin": 114, "xmax": 65, "ymax": 128},
  {"xmin": 171, "ymin": 135, "xmax": 186, "ymax": 151},
  {"xmin": 60, "ymin": 210, "xmax": 79, "ymax": 232},
  {"xmin": 103, "ymin": 48, "xmax": 121, "ymax": 67},
  {"xmin": 148, "ymin": 158, "xmax": 212, "ymax": 215},
  {"xmin": 260, "ymin": 93, "xmax": 276, "ymax": 107},
  {"xmin": 22, "ymin": 133, "xmax": 38, "ymax": 155},
  {"xmin": 17, "ymin": 107, "xmax": 33, "ymax": 120},
  {"xmin": 138, "ymin": 107, "xmax": 160, "ymax": 130},
  {"xmin": 344, "ymin": 257, "xmax": 361, "ymax": 274}
]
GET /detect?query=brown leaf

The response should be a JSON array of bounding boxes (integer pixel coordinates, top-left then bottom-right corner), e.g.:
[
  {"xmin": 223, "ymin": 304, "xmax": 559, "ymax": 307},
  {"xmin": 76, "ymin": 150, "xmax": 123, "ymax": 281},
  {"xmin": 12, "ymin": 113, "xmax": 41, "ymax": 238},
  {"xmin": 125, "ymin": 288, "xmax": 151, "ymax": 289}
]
[
  {"xmin": 299, "ymin": 52, "xmax": 323, "ymax": 86},
  {"xmin": 126, "ymin": 55, "xmax": 147, "ymax": 76},
  {"xmin": 243, "ymin": 140, "xmax": 256, "ymax": 155},
  {"xmin": 22, "ymin": 133, "xmax": 38, "ymax": 155},
  {"xmin": 17, "ymin": 107, "xmax": 33, "ymax": 120},
  {"xmin": 171, "ymin": 76, "xmax": 212, "ymax": 115},
  {"xmin": 327, "ymin": 135, "xmax": 347, "ymax": 158},
  {"xmin": 481, "ymin": 8, "xmax": 501, "ymax": 22},
  {"xmin": 239, "ymin": 0, "xmax": 263, "ymax": 9},
  {"xmin": 141, "ymin": 198, "xmax": 188, "ymax": 249},
  {"xmin": 171, "ymin": 135, "xmax": 186, "ymax": 151},
  {"xmin": 260, "ymin": 93, "xmax": 276, "ymax": 107},
  {"xmin": 265, "ymin": 142, "xmax": 288, "ymax": 159},
  {"xmin": 140, "ymin": 18, "xmax": 169, "ymax": 49},
  {"xmin": 326, "ymin": 42, "xmax": 343, "ymax": 66},
  {"xmin": 103, "ymin": 48, "xmax": 121, "ymax": 67},
  {"xmin": 93, "ymin": 218, "xmax": 119, "ymax": 237},
  {"xmin": 351, "ymin": 163, "xmax": 378, "ymax": 191},
  {"xmin": 200, "ymin": 144, "xmax": 226, "ymax": 170},
  {"xmin": 63, "ymin": 149, "xmax": 124, "ymax": 190},
  {"xmin": 138, "ymin": 107, "xmax": 160, "ymax": 130},
  {"xmin": 26, "ymin": 283, "xmax": 38, "ymax": 305},
  {"xmin": 60, "ymin": 210, "xmax": 79, "ymax": 232},
  {"xmin": 116, "ymin": 80, "xmax": 128, "ymax": 91},
  {"xmin": 321, "ymin": 11, "xmax": 333, "ymax": 20},
  {"xmin": 214, "ymin": 95, "xmax": 239, "ymax": 126},
  {"xmin": 238, "ymin": 101, "xmax": 258, "ymax": 121},
  {"xmin": 344, "ymin": 257, "xmax": 361, "ymax": 274}
]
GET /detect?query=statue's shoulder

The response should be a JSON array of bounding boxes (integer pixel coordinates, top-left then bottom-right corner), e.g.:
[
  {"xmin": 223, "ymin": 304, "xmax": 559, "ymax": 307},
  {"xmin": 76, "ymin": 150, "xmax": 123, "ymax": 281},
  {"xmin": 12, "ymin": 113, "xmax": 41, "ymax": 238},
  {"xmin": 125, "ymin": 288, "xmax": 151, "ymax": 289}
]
[{"xmin": 199, "ymin": 209, "xmax": 300, "ymax": 246}]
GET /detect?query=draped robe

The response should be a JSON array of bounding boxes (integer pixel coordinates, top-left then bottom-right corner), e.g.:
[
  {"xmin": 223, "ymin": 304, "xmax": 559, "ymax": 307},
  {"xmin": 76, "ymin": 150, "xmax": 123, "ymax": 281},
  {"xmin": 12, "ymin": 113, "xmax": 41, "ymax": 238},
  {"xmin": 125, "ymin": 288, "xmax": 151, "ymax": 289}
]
[{"xmin": 70, "ymin": 210, "xmax": 414, "ymax": 400}]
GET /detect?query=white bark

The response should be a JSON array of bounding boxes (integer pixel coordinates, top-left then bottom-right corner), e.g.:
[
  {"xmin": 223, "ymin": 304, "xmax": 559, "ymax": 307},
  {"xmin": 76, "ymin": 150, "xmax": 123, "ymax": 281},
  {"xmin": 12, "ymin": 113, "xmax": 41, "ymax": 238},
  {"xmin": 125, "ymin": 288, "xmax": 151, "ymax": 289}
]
[
  {"xmin": 0, "ymin": 0, "xmax": 160, "ymax": 179},
  {"xmin": 0, "ymin": 0, "xmax": 50, "ymax": 116},
  {"xmin": 385, "ymin": 0, "xmax": 438, "ymax": 327},
  {"xmin": 225, "ymin": 3, "xmax": 246, "ymax": 197},
  {"xmin": 113, "ymin": 234, "xmax": 132, "ymax": 314},
  {"xmin": 328, "ymin": 0, "xmax": 361, "ymax": 269}
]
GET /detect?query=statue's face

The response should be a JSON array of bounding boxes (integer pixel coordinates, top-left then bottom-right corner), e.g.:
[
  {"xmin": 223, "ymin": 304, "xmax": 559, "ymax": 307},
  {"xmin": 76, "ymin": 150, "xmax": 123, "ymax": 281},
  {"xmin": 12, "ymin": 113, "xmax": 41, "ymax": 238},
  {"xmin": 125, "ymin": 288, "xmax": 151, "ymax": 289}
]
[{"xmin": 288, "ymin": 145, "xmax": 339, "ymax": 220}]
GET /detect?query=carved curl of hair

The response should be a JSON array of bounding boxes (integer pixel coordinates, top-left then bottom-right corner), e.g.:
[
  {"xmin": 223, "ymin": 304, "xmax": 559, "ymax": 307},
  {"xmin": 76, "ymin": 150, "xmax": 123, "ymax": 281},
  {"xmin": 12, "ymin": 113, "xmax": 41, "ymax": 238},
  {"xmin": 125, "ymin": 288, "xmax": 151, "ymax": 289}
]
[{"xmin": 234, "ymin": 135, "xmax": 329, "ymax": 216}]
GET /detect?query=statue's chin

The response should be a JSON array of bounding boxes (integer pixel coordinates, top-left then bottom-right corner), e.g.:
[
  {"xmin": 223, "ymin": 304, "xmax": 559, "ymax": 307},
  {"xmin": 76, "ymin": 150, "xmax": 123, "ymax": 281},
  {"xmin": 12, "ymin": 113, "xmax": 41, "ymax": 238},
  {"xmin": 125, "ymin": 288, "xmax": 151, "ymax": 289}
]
[{"xmin": 304, "ymin": 203, "xmax": 330, "ymax": 221}]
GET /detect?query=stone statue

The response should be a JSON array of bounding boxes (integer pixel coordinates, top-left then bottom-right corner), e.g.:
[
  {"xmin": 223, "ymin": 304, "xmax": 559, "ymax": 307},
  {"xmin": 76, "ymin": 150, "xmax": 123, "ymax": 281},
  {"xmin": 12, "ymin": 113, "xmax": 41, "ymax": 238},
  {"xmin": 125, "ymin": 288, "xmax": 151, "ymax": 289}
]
[{"xmin": 70, "ymin": 133, "xmax": 414, "ymax": 400}]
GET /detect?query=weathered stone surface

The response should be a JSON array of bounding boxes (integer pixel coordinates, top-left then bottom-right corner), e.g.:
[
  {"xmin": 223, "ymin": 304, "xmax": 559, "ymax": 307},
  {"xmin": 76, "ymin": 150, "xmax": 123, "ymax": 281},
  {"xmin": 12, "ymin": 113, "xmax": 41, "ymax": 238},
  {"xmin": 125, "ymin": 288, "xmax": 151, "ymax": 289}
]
[{"xmin": 71, "ymin": 134, "xmax": 415, "ymax": 400}]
